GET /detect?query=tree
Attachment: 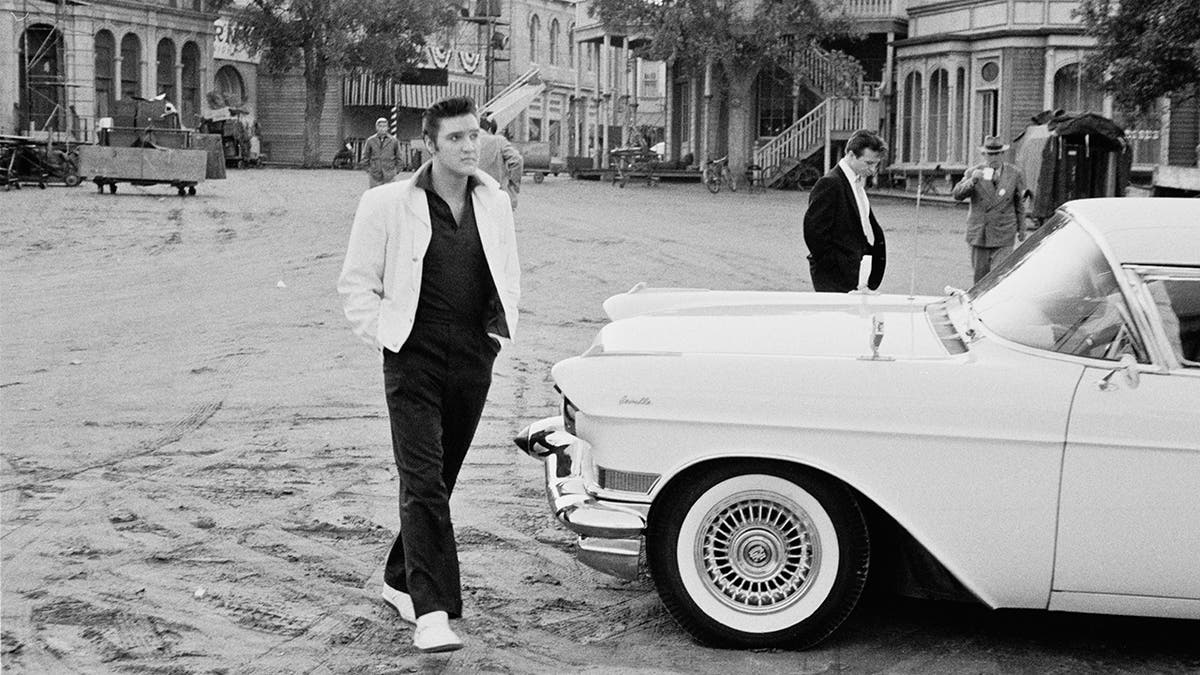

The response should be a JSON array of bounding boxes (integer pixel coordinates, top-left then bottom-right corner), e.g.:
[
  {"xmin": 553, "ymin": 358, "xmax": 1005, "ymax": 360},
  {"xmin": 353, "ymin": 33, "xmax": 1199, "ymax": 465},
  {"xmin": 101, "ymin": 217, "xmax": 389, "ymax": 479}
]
[
  {"xmin": 227, "ymin": 0, "xmax": 460, "ymax": 167},
  {"xmin": 1079, "ymin": 0, "xmax": 1200, "ymax": 113},
  {"xmin": 590, "ymin": 0, "xmax": 861, "ymax": 178}
]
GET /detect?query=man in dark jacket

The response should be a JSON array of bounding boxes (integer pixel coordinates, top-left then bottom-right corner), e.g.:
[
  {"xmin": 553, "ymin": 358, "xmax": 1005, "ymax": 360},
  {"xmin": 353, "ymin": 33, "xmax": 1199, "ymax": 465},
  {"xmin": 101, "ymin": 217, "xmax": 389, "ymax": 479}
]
[
  {"xmin": 362, "ymin": 117, "xmax": 402, "ymax": 188},
  {"xmin": 803, "ymin": 130, "xmax": 888, "ymax": 292}
]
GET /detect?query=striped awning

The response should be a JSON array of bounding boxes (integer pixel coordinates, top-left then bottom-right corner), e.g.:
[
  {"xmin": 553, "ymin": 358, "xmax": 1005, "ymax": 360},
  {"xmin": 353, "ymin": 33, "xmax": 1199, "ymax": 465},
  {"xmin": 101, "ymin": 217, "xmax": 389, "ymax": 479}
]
[{"xmin": 342, "ymin": 72, "xmax": 487, "ymax": 109}]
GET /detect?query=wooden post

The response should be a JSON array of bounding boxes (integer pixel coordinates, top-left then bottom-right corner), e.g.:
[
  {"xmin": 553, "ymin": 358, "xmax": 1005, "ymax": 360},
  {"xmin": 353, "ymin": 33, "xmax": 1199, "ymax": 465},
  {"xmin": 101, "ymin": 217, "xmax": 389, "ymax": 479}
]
[{"xmin": 823, "ymin": 100, "xmax": 832, "ymax": 172}]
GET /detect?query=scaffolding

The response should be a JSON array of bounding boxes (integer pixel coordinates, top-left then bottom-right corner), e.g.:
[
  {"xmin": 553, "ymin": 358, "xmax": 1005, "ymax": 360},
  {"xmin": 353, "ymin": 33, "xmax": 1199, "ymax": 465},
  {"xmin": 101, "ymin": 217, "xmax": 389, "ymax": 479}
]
[
  {"xmin": 460, "ymin": 0, "xmax": 512, "ymax": 104},
  {"xmin": 10, "ymin": 0, "xmax": 92, "ymax": 143}
]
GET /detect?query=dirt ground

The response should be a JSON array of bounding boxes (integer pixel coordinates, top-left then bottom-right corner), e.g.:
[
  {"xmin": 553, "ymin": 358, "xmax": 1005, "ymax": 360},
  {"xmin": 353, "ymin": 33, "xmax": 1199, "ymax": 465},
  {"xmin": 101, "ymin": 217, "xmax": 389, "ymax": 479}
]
[{"xmin": 2, "ymin": 170, "xmax": 1197, "ymax": 674}]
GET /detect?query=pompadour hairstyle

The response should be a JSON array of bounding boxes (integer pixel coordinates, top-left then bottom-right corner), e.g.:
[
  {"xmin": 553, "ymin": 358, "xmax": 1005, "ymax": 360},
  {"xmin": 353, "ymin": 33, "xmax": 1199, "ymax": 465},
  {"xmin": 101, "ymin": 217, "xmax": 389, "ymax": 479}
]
[
  {"xmin": 845, "ymin": 129, "xmax": 887, "ymax": 158},
  {"xmin": 422, "ymin": 96, "xmax": 477, "ymax": 143}
]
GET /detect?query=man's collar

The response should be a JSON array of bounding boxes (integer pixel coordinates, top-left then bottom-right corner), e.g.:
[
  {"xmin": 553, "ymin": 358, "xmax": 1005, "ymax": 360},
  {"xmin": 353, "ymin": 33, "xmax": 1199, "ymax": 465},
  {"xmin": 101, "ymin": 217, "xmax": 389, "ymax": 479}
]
[
  {"xmin": 414, "ymin": 163, "xmax": 480, "ymax": 193},
  {"xmin": 838, "ymin": 157, "xmax": 863, "ymax": 184}
]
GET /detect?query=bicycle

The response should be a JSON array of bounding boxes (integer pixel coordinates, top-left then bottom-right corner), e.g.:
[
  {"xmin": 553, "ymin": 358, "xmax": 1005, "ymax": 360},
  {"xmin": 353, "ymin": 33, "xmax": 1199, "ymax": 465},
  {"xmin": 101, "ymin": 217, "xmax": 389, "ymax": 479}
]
[
  {"xmin": 744, "ymin": 163, "xmax": 774, "ymax": 193},
  {"xmin": 745, "ymin": 160, "xmax": 822, "ymax": 192},
  {"xmin": 704, "ymin": 156, "xmax": 736, "ymax": 193}
]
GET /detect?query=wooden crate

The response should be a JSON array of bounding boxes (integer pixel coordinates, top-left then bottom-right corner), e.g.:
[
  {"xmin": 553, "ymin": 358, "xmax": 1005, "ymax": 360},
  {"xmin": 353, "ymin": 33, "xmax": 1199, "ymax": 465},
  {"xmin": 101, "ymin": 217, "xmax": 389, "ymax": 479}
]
[{"xmin": 78, "ymin": 145, "xmax": 208, "ymax": 183}]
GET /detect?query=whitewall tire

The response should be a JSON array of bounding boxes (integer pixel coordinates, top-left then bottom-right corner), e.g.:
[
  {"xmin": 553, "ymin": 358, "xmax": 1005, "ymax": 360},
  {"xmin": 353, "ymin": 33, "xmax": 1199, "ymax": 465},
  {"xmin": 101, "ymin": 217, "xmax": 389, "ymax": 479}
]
[{"xmin": 648, "ymin": 463, "xmax": 869, "ymax": 648}]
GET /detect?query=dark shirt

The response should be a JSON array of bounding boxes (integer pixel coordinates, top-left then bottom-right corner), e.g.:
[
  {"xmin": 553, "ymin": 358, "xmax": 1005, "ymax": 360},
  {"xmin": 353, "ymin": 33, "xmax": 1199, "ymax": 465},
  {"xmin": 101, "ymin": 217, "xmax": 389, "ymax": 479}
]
[{"xmin": 412, "ymin": 167, "xmax": 496, "ymax": 331}]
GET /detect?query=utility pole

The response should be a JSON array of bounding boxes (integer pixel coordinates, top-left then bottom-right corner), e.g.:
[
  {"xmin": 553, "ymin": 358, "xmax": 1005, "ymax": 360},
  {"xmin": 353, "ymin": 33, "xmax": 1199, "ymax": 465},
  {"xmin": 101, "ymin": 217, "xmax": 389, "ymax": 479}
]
[{"xmin": 463, "ymin": 0, "xmax": 509, "ymax": 104}]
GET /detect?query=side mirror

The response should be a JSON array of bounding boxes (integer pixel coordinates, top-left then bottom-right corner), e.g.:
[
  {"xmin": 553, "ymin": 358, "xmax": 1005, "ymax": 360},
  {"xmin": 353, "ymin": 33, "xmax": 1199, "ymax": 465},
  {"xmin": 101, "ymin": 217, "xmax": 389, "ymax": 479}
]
[{"xmin": 1097, "ymin": 353, "xmax": 1140, "ymax": 392}]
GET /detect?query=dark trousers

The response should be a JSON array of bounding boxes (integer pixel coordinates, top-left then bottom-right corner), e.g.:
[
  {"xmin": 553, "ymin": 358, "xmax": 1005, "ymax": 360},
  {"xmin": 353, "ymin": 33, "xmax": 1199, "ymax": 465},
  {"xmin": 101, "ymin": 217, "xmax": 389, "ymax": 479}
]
[
  {"xmin": 381, "ymin": 321, "xmax": 497, "ymax": 619},
  {"xmin": 970, "ymin": 243, "xmax": 1013, "ymax": 284},
  {"xmin": 808, "ymin": 252, "xmax": 861, "ymax": 292}
]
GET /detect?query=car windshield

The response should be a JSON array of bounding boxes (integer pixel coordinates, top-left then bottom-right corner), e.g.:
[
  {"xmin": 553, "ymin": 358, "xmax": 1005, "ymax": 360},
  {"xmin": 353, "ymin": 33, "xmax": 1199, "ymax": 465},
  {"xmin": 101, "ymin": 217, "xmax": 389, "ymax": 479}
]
[{"xmin": 968, "ymin": 213, "xmax": 1142, "ymax": 361}]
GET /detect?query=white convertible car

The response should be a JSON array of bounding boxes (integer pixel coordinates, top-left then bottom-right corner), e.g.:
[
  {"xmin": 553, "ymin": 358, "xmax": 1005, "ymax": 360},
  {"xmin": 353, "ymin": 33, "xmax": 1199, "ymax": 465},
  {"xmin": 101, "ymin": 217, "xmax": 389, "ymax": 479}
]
[{"xmin": 515, "ymin": 198, "xmax": 1200, "ymax": 649}]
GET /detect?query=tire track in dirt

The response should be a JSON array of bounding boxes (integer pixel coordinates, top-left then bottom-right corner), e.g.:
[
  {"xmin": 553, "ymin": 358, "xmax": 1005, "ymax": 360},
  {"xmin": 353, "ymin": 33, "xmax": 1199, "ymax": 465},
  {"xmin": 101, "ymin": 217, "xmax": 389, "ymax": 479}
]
[
  {"xmin": 0, "ymin": 400, "xmax": 224, "ymax": 498},
  {"xmin": 7, "ymin": 462, "xmax": 395, "ymax": 668}
]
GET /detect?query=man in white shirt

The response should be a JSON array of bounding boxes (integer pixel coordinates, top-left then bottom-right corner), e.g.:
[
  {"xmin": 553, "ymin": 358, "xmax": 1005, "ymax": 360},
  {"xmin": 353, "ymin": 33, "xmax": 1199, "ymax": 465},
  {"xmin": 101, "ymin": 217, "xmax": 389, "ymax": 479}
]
[
  {"xmin": 338, "ymin": 97, "xmax": 520, "ymax": 653},
  {"xmin": 802, "ymin": 130, "xmax": 888, "ymax": 292}
]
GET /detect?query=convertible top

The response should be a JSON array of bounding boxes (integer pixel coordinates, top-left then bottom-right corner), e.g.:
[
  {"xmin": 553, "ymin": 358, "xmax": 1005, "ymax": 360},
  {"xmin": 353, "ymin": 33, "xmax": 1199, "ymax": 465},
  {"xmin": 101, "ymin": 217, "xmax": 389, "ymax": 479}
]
[{"xmin": 1061, "ymin": 198, "xmax": 1200, "ymax": 267}]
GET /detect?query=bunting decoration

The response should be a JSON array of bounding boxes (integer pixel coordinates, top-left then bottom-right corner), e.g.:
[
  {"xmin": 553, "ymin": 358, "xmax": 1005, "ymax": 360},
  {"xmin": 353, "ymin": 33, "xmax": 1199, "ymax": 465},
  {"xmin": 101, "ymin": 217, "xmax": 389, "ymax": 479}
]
[
  {"xmin": 458, "ymin": 51, "xmax": 481, "ymax": 74},
  {"xmin": 426, "ymin": 45, "xmax": 452, "ymax": 70}
]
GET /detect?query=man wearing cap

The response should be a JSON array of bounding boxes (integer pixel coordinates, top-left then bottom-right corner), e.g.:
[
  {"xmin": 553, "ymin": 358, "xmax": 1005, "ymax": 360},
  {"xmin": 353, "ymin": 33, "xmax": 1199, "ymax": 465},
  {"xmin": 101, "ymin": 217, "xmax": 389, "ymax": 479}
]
[
  {"xmin": 363, "ymin": 117, "xmax": 402, "ymax": 188},
  {"xmin": 953, "ymin": 135, "xmax": 1028, "ymax": 283}
]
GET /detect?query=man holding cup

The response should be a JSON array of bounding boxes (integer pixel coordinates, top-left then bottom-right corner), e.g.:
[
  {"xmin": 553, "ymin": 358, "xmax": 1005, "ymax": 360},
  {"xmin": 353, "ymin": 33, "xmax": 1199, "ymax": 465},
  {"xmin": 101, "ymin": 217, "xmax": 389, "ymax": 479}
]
[{"xmin": 952, "ymin": 135, "xmax": 1028, "ymax": 283}]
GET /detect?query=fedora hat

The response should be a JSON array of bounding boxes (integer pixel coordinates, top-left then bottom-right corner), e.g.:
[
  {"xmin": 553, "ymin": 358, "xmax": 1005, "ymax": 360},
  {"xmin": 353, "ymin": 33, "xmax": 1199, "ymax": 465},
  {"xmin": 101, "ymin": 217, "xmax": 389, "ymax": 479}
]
[{"xmin": 979, "ymin": 135, "xmax": 1010, "ymax": 154}]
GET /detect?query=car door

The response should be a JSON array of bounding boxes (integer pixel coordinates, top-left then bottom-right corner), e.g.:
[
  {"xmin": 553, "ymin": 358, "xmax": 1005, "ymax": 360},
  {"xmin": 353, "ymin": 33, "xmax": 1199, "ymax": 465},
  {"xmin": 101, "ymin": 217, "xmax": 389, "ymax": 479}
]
[{"xmin": 1054, "ymin": 274, "xmax": 1200, "ymax": 607}]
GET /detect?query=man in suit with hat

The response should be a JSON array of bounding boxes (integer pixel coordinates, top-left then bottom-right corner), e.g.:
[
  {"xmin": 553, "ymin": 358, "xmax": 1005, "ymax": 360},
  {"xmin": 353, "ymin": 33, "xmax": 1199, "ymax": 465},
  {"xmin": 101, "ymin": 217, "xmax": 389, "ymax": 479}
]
[{"xmin": 953, "ymin": 135, "xmax": 1028, "ymax": 283}]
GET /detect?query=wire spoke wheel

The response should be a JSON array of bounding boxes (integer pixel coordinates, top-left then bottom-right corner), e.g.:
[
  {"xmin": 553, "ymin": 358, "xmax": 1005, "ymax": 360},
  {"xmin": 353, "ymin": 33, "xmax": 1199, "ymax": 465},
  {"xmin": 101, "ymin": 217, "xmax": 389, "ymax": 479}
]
[
  {"xmin": 698, "ymin": 493, "xmax": 818, "ymax": 612},
  {"xmin": 648, "ymin": 464, "xmax": 868, "ymax": 649}
]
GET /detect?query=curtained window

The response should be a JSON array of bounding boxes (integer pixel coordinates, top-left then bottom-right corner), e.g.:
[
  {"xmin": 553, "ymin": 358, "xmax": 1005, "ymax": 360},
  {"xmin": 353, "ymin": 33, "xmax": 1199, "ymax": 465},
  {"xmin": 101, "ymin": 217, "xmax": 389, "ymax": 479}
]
[
  {"xmin": 156, "ymin": 38, "xmax": 176, "ymax": 103},
  {"xmin": 902, "ymin": 72, "xmax": 923, "ymax": 162},
  {"xmin": 181, "ymin": 42, "xmax": 201, "ymax": 125},
  {"xmin": 928, "ymin": 69, "xmax": 950, "ymax": 161},
  {"xmin": 94, "ymin": 30, "xmax": 116, "ymax": 118},
  {"xmin": 1053, "ymin": 63, "xmax": 1104, "ymax": 113},
  {"xmin": 120, "ymin": 33, "xmax": 141, "ymax": 99}
]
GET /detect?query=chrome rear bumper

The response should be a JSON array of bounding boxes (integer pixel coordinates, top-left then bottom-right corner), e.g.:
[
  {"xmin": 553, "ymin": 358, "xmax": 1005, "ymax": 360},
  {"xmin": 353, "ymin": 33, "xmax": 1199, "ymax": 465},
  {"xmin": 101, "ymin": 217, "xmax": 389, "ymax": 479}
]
[{"xmin": 515, "ymin": 416, "xmax": 645, "ymax": 579}]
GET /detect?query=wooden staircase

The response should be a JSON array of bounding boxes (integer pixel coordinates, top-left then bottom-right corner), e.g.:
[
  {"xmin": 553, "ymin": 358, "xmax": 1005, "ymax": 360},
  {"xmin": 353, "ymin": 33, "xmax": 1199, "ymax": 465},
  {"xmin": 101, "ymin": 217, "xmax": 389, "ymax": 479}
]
[{"xmin": 753, "ymin": 46, "xmax": 881, "ymax": 187}]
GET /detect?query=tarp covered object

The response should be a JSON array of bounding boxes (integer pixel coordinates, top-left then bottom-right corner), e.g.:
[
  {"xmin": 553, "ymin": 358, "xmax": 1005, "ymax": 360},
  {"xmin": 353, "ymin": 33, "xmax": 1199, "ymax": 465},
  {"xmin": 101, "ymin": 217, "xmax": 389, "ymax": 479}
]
[{"xmin": 1013, "ymin": 110, "xmax": 1131, "ymax": 221}]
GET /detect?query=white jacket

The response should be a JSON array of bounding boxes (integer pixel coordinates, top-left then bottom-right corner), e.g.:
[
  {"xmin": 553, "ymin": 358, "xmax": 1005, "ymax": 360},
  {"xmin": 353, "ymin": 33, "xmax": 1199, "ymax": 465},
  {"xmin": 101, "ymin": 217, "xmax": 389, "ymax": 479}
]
[{"xmin": 338, "ymin": 164, "xmax": 520, "ymax": 352}]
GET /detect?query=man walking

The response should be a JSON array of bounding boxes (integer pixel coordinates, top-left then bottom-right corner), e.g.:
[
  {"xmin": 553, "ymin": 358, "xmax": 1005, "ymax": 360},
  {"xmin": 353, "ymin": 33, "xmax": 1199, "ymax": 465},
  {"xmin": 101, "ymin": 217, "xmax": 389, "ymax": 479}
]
[
  {"xmin": 362, "ymin": 117, "xmax": 402, "ymax": 188},
  {"xmin": 338, "ymin": 97, "xmax": 520, "ymax": 652},
  {"xmin": 803, "ymin": 130, "xmax": 888, "ymax": 292},
  {"xmin": 478, "ymin": 113, "xmax": 523, "ymax": 209},
  {"xmin": 953, "ymin": 135, "xmax": 1027, "ymax": 283}
]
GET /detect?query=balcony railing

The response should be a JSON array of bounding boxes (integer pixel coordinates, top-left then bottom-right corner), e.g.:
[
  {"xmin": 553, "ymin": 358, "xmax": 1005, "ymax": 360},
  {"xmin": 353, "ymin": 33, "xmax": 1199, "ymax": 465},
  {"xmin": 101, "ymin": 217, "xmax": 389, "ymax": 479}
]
[
  {"xmin": 1125, "ymin": 129, "xmax": 1161, "ymax": 167},
  {"xmin": 842, "ymin": 0, "xmax": 907, "ymax": 18}
]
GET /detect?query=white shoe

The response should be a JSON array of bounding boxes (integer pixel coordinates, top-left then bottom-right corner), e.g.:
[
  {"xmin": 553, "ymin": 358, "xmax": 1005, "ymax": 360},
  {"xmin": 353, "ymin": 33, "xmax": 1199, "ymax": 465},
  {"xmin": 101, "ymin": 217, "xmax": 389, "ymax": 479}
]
[
  {"xmin": 413, "ymin": 611, "xmax": 463, "ymax": 653},
  {"xmin": 381, "ymin": 584, "xmax": 416, "ymax": 625}
]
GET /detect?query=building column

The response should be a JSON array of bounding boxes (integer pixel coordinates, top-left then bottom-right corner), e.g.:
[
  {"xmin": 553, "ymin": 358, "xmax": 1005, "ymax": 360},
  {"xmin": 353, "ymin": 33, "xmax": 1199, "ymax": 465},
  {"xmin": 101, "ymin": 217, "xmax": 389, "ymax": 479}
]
[
  {"xmin": 884, "ymin": 31, "xmax": 895, "ymax": 95},
  {"xmin": 599, "ymin": 37, "xmax": 608, "ymax": 168},
  {"xmin": 573, "ymin": 33, "xmax": 582, "ymax": 157},
  {"xmin": 947, "ymin": 65, "xmax": 958, "ymax": 163},
  {"xmin": 919, "ymin": 60, "xmax": 930, "ymax": 164},
  {"xmin": 114, "ymin": 54, "xmax": 124, "ymax": 102},
  {"xmin": 700, "ymin": 58, "xmax": 712, "ymax": 164},
  {"xmin": 1043, "ymin": 47, "xmax": 1056, "ymax": 110},
  {"xmin": 895, "ymin": 66, "xmax": 906, "ymax": 164},
  {"xmin": 663, "ymin": 61, "xmax": 673, "ymax": 160}
]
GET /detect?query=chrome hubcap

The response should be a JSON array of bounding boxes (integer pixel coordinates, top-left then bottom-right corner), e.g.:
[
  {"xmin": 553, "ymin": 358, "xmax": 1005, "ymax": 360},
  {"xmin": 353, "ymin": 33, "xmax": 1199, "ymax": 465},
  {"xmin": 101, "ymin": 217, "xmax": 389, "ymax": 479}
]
[{"xmin": 695, "ymin": 492, "xmax": 819, "ymax": 612}]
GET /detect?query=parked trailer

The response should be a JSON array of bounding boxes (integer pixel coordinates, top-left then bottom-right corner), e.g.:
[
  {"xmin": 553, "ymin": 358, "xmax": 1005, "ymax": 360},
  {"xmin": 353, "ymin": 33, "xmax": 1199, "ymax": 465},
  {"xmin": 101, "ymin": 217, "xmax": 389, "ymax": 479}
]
[
  {"xmin": 78, "ymin": 145, "xmax": 208, "ymax": 196},
  {"xmin": 513, "ymin": 141, "xmax": 563, "ymax": 183}
]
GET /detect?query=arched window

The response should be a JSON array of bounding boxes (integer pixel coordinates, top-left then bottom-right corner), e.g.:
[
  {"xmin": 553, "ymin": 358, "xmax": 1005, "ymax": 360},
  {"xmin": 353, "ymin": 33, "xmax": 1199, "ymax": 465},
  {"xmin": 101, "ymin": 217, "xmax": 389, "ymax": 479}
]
[
  {"xmin": 214, "ymin": 65, "xmax": 246, "ymax": 108},
  {"xmin": 928, "ymin": 68, "xmax": 950, "ymax": 161},
  {"xmin": 120, "ymin": 33, "xmax": 142, "ymax": 99},
  {"xmin": 568, "ymin": 23, "xmax": 575, "ymax": 68},
  {"xmin": 94, "ymin": 30, "xmax": 116, "ymax": 118},
  {"xmin": 181, "ymin": 42, "xmax": 201, "ymax": 126},
  {"xmin": 156, "ymin": 38, "xmax": 176, "ymax": 103},
  {"xmin": 1053, "ymin": 63, "xmax": 1104, "ymax": 113},
  {"xmin": 902, "ymin": 71, "xmax": 923, "ymax": 163},
  {"xmin": 548, "ymin": 19, "xmax": 559, "ymax": 66},
  {"xmin": 19, "ymin": 24, "xmax": 65, "ymax": 131},
  {"xmin": 529, "ymin": 14, "xmax": 540, "ymax": 63}
]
